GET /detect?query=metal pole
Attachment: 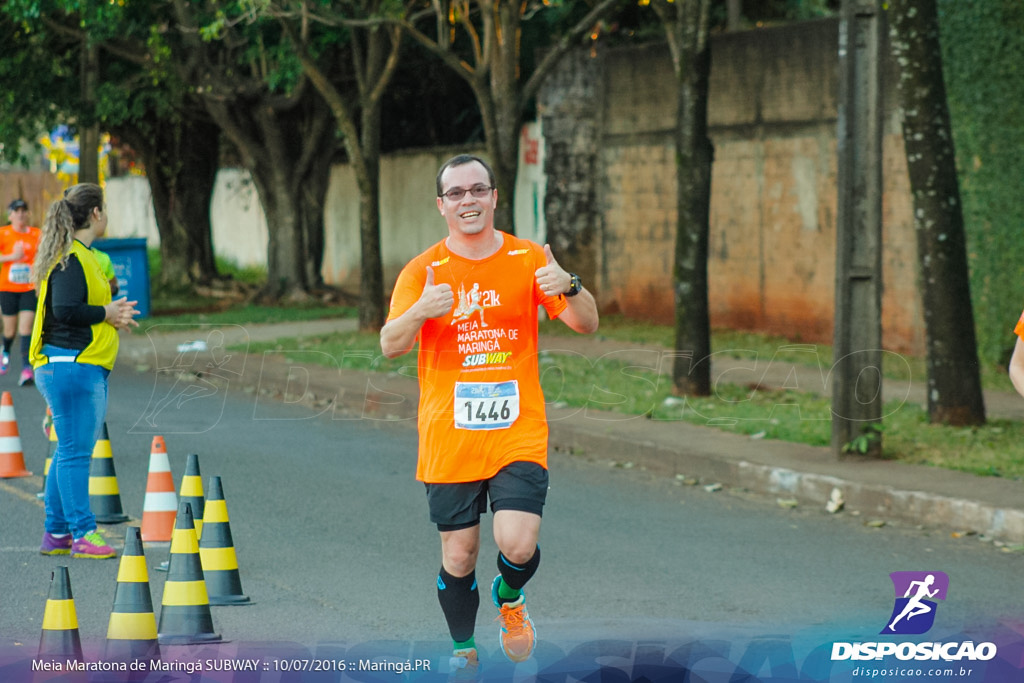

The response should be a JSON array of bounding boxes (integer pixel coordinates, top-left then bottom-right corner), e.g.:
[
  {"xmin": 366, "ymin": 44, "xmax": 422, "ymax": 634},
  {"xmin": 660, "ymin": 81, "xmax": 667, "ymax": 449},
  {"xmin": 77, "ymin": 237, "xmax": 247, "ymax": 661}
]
[{"xmin": 832, "ymin": 0, "xmax": 884, "ymax": 457}]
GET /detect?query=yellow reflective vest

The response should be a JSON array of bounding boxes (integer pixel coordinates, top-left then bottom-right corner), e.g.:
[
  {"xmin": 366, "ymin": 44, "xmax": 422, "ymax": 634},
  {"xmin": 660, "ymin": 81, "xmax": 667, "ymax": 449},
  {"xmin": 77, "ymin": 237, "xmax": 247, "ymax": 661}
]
[{"xmin": 30, "ymin": 240, "xmax": 117, "ymax": 370}]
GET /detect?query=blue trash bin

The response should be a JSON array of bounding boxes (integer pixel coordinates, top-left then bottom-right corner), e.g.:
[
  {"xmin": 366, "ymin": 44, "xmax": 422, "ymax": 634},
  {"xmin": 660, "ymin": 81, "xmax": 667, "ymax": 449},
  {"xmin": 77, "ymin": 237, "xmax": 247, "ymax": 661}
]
[{"xmin": 92, "ymin": 238, "xmax": 151, "ymax": 319}]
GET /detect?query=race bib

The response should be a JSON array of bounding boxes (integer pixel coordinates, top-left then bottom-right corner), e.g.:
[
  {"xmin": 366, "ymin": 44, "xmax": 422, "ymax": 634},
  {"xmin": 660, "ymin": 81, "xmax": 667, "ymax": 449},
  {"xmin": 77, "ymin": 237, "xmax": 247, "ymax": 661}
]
[
  {"xmin": 454, "ymin": 380, "xmax": 520, "ymax": 431},
  {"xmin": 8, "ymin": 263, "xmax": 30, "ymax": 285}
]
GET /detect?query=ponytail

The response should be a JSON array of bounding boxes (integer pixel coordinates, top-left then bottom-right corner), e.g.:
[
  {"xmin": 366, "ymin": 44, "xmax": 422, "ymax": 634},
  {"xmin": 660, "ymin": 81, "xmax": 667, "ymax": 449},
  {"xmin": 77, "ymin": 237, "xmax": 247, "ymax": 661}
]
[{"xmin": 32, "ymin": 184, "xmax": 104, "ymax": 288}]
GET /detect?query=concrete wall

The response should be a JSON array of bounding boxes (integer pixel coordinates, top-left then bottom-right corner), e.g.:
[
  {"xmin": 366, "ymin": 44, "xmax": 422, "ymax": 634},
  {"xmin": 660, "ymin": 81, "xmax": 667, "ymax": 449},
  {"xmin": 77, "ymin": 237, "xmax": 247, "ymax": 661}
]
[
  {"xmin": 594, "ymin": 20, "xmax": 922, "ymax": 354},
  {"xmin": 105, "ymin": 169, "xmax": 268, "ymax": 268}
]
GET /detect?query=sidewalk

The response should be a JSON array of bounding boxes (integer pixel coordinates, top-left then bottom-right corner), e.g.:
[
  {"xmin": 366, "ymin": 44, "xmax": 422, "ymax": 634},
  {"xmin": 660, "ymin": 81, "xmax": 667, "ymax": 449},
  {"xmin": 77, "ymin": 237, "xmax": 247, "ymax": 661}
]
[{"xmin": 119, "ymin": 317, "xmax": 1024, "ymax": 545}]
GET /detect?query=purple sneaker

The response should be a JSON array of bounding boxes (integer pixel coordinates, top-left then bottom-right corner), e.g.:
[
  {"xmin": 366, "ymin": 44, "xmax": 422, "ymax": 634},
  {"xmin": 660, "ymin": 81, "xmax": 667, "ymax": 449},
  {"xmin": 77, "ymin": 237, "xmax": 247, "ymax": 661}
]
[
  {"xmin": 71, "ymin": 530, "xmax": 116, "ymax": 559},
  {"xmin": 40, "ymin": 532, "xmax": 72, "ymax": 556}
]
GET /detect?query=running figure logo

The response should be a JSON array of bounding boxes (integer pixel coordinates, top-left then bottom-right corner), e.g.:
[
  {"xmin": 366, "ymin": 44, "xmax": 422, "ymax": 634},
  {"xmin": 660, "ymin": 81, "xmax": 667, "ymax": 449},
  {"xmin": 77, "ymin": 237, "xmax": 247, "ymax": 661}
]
[
  {"xmin": 881, "ymin": 571, "xmax": 949, "ymax": 635},
  {"xmin": 451, "ymin": 282, "xmax": 489, "ymax": 327}
]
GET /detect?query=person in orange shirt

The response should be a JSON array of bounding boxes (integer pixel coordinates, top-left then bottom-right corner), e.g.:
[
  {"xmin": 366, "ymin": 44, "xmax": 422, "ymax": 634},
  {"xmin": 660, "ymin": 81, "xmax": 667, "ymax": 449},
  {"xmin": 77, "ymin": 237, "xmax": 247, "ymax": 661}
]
[
  {"xmin": 0, "ymin": 199, "xmax": 42, "ymax": 385},
  {"xmin": 1008, "ymin": 311, "xmax": 1024, "ymax": 396},
  {"xmin": 381, "ymin": 155, "xmax": 598, "ymax": 674}
]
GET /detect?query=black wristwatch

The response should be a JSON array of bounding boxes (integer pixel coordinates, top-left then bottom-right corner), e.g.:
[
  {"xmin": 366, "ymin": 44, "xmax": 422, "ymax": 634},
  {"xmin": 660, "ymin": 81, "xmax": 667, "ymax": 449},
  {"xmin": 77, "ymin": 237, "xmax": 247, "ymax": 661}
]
[{"xmin": 565, "ymin": 273, "xmax": 582, "ymax": 297}]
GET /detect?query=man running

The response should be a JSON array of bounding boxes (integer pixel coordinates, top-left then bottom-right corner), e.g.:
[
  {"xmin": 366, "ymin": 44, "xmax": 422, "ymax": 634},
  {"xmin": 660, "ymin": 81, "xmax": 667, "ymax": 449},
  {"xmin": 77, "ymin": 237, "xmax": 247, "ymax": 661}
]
[{"xmin": 381, "ymin": 154, "xmax": 598, "ymax": 675}]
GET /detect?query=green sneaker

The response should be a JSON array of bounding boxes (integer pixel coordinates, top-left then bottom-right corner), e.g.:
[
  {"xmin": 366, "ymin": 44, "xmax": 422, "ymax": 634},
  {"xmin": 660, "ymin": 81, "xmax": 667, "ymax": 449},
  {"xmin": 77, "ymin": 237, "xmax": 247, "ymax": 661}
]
[{"xmin": 71, "ymin": 530, "xmax": 116, "ymax": 559}]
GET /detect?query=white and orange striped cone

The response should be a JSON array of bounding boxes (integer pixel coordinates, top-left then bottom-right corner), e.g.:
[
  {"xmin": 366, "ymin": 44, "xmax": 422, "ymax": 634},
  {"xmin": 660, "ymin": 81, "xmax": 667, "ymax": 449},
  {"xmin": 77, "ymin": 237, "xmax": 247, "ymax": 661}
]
[
  {"xmin": 0, "ymin": 390, "xmax": 30, "ymax": 478},
  {"xmin": 140, "ymin": 436, "xmax": 176, "ymax": 543}
]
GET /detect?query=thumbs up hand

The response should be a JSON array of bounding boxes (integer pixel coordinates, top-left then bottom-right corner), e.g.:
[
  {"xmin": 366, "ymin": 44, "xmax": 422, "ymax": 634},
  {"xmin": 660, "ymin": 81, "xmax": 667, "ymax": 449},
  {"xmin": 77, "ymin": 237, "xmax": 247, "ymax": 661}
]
[
  {"xmin": 534, "ymin": 243, "xmax": 571, "ymax": 297},
  {"xmin": 417, "ymin": 265, "xmax": 454, "ymax": 319}
]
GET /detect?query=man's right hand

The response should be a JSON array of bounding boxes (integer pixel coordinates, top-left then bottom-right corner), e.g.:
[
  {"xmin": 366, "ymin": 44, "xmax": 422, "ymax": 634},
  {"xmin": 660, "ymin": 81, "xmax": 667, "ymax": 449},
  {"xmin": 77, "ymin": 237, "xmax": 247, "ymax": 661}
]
[{"xmin": 417, "ymin": 266, "xmax": 454, "ymax": 319}]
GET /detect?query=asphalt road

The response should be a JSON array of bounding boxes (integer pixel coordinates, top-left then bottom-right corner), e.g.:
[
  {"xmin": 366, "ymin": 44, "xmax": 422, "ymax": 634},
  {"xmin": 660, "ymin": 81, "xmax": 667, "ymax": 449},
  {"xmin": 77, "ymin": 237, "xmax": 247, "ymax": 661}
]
[{"xmin": 1, "ymin": 360, "xmax": 1023, "ymax": 681}]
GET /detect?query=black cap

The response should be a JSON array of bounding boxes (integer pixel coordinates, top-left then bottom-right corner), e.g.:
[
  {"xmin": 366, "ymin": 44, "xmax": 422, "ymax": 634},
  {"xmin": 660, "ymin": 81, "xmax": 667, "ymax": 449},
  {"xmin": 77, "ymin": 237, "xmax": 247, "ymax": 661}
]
[{"xmin": 7, "ymin": 199, "xmax": 27, "ymax": 212}]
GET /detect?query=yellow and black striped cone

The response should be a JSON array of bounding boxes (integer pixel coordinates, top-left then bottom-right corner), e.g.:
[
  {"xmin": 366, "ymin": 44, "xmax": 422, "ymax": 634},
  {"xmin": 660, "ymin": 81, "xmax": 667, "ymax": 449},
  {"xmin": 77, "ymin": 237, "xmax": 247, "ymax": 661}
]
[
  {"xmin": 38, "ymin": 566, "xmax": 83, "ymax": 661},
  {"xmin": 89, "ymin": 423, "xmax": 129, "ymax": 524},
  {"xmin": 156, "ymin": 502, "xmax": 221, "ymax": 645},
  {"xmin": 155, "ymin": 453, "xmax": 205, "ymax": 573},
  {"xmin": 179, "ymin": 454, "xmax": 205, "ymax": 540},
  {"xmin": 37, "ymin": 418, "xmax": 57, "ymax": 500},
  {"xmin": 200, "ymin": 476, "xmax": 251, "ymax": 606},
  {"xmin": 105, "ymin": 527, "xmax": 161, "ymax": 663}
]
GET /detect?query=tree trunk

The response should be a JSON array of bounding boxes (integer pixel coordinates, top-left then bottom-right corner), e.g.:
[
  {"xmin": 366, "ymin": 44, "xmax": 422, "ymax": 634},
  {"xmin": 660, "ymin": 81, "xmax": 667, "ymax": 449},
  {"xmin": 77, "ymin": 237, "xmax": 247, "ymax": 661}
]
[
  {"xmin": 888, "ymin": 0, "xmax": 985, "ymax": 426},
  {"xmin": 203, "ymin": 89, "xmax": 335, "ymax": 302},
  {"xmin": 356, "ymin": 101, "xmax": 385, "ymax": 331},
  {"xmin": 78, "ymin": 42, "xmax": 100, "ymax": 185},
  {"xmin": 539, "ymin": 47, "xmax": 603, "ymax": 289},
  {"xmin": 668, "ymin": 8, "xmax": 714, "ymax": 397},
  {"xmin": 115, "ymin": 112, "xmax": 220, "ymax": 289}
]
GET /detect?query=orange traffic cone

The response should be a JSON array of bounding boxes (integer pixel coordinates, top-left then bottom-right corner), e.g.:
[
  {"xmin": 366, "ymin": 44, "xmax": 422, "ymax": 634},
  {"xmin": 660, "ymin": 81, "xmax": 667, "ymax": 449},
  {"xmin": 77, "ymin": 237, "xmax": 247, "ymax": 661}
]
[
  {"xmin": 200, "ymin": 476, "xmax": 251, "ymax": 606},
  {"xmin": 140, "ymin": 436, "xmax": 176, "ymax": 543},
  {"xmin": 156, "ymin": 502, "xmax": 221, "ymax": 645},
  {"xmin": 0, "ymin": 390, "xmax": 30, "ymax": 478},
  {"xmin": 105, "ymin": 527, "xmax": 161, "ymax": 664},
  {"xmin": 38, "ymin": 417, "xmax": 57, "ymax": 499},
  {"xmin": 89, "ymin": 423, "xmax": 129, "ymax": 524},
  {"xmin": 38, "ymin": 566, "xmax": 83, "ymax": 661}
]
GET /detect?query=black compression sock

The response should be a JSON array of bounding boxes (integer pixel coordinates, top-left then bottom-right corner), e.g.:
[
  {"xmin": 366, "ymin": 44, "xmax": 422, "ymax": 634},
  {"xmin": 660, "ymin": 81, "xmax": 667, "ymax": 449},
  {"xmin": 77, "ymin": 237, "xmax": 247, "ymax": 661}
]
[{"xmin": 437, "ymin": 568, "xmax": 479, "ymax": 643}]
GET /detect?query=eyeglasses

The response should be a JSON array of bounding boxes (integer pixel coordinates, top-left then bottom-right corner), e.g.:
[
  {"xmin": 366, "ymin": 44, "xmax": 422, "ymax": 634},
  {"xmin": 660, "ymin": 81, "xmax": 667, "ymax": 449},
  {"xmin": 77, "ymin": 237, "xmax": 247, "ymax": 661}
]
[{"xmin": 439, "ymin": 185, "xmax": 494, "ymax": 201}]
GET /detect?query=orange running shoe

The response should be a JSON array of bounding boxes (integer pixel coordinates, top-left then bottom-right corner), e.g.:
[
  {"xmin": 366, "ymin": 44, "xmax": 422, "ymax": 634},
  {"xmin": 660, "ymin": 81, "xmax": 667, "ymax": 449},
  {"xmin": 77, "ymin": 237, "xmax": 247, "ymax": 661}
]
[{"xmin": 492, "ymin": 577, "xmax": 536, "ymax": 663}]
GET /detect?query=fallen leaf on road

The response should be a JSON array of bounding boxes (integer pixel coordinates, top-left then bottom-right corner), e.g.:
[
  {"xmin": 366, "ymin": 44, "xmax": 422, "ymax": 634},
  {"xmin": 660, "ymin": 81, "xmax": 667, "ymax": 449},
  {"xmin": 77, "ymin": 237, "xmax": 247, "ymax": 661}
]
[{"xmin": 777, "ymin": 498, "xmax": 799, "ymax": 508}]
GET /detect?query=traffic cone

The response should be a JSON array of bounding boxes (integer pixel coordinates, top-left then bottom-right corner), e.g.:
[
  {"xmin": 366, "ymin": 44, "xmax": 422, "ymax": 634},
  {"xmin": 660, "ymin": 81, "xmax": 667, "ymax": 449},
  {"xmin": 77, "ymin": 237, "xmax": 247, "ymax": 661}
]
[
  {"xmin": 38, "ymin": 418, "xmax": 57, "ymax": 499},
  {"xmin": 105, "ymin": 527, "xmax": 160, "ymax": 663},
  {"xmin": 38, "ymin": 566, "xmax": 83, "ymax": 661},
  {"xmin": 89, "ymin": 423, "xmax": 129, "ymax": 524},
  {"xmin": 200, "ymin": 476, "xmax": 251, "ymax": 606},
  {"xmin": 140, "ymin": 436, "xmax": 176, "ymax": 543},
  {"xmin": 179, "ymin": 454, "xmax": 205, "ymax": 540},
  {"xmin": 156, "ymin": 502, "xmax": 221, "ymax": 645},
  {"xmin": 155, "ymin": 453, "xmax": 205, "ymax": 573},
  {"xmin": 0, "ymin": 390, "xmax": 30, "ymax": 478}
]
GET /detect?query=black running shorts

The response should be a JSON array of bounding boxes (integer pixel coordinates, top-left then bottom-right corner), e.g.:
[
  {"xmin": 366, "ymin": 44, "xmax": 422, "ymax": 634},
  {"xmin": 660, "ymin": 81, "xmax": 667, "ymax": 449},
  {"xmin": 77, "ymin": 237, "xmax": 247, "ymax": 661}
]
[
  {"xmin": 424, "ymin": 461, "xmax": 549, "ymax": 532},
  {"xmin": 0, "ymin": 290, "xmax": 37, "ymax": 316}
]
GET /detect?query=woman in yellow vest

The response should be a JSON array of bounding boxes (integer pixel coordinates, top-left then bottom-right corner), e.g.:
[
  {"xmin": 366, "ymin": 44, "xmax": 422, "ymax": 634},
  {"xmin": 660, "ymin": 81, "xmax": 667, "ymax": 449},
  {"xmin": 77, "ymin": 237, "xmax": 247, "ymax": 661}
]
[{"xmin": 31, "ymin": 184, "xmax": 139, "ymax": 559}]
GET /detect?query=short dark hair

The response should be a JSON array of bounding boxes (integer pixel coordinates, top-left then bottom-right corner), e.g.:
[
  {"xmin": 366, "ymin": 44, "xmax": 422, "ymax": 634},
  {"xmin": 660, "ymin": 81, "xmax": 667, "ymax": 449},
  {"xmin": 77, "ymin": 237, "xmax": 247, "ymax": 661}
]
[
  {"xmin": 8, "ymin": 199, "xmax": 27, "ymax": 212},
  {"xmin": 436, "ymin": 154, "xmax": 495, "ymax": 196}
]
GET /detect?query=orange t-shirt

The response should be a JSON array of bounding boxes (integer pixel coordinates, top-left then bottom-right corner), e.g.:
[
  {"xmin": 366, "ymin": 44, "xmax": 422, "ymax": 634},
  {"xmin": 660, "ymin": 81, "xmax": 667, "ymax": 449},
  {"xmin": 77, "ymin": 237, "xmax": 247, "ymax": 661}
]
[
  {"xmin": 0, "ymin": 224, "xmax": 41, "ymax": 292},
  {"xmin": 387, "ymin": 233, "xmax": 568, "ymax": 483}
]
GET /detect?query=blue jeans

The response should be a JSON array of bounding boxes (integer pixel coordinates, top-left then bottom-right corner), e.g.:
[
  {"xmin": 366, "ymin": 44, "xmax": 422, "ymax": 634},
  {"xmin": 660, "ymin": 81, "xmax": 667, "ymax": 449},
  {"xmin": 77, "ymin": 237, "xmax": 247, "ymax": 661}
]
[{"xmin": 35, "ymin": 345, "xmax": 110, "ymax": 537}]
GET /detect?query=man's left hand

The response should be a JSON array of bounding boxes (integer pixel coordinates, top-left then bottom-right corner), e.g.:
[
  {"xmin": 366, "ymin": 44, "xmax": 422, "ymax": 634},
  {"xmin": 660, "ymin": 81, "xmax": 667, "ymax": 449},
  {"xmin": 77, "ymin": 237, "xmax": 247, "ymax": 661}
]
[{"xmin": 534, "ymin": 244, "xmax": 571, "ymax": 297}]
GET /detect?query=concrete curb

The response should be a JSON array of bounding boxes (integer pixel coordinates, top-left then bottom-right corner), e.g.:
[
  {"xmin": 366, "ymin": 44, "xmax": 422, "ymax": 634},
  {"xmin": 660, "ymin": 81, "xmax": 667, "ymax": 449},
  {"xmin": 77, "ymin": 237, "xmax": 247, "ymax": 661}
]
[{"xmin": 547, "ymin": 418, "xmax": 1024, "ymax": 545}]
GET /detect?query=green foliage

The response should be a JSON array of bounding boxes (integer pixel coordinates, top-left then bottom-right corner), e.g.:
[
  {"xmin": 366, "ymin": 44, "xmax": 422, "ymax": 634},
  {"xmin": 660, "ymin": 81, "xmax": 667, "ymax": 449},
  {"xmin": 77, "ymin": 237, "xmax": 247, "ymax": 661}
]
[
  {"xmin": 938, "ymin": 2, "xmax": 1024, "ymax": 366},
  {"xmin": 0, "ymin": 9, "xmax": 79, "ymax": 165},
  {"xmin": 842, "ymin": 423, "xmax": 883, "ymax": 455}
]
